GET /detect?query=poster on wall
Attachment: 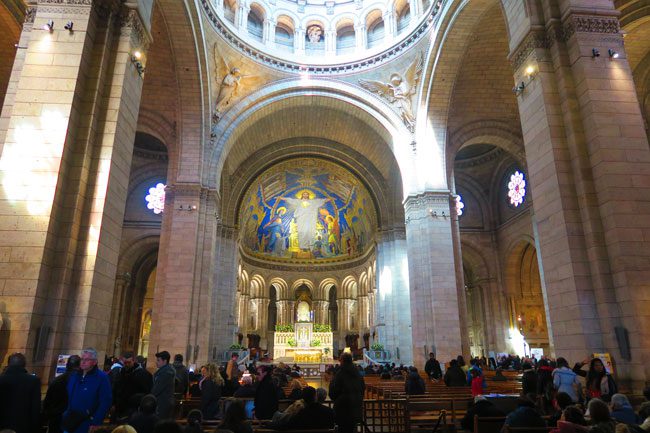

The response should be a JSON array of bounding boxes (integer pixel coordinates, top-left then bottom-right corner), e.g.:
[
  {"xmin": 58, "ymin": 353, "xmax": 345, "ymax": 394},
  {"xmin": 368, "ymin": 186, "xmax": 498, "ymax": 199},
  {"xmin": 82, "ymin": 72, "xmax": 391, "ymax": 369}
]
[
  {"xmin": 55, "ymin": 354, "xmax": 72, "ymax": 377},
  {"xmin": 530, "ymin": 348, "xmax": 544, "ymax": 359},
  {"xmin": 593, "ymin": 352, "xmax": 614, "ymax": 375}
]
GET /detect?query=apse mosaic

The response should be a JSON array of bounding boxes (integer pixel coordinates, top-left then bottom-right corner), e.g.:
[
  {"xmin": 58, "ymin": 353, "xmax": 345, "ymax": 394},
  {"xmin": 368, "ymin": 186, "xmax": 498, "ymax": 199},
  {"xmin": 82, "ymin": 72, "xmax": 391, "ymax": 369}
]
[{"xmin": 239, "ymin": 159, "xmax": 376, "ymax": 262}]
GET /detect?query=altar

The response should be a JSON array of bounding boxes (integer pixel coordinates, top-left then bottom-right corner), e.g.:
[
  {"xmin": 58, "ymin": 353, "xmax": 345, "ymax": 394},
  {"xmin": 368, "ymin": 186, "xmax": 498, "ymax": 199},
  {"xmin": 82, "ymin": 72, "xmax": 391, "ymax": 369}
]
[{"xmin": 273, "ymin": 321, "xmax": 333, "ymax": 363}]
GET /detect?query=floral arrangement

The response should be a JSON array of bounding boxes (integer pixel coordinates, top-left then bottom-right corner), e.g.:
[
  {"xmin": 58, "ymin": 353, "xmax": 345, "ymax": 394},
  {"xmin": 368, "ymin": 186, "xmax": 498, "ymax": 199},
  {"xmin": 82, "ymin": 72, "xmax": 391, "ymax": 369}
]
[
  {"xmin": 275, "ymin": 324, "xmax": 294, "ymax": 332},
  {"xmin": 313, "ymin": 323, "xmax": 332, "ymax": 332},
  {"xmin": 287, "ymin": 338, "xmax": 297, "ymax": 347},
  {"xmin": 310, "ymin": 339, "xmax": 322, "ymax": 347},
  {"xmin": 229, "ymin": 343, "xmax": 246, "ymax": 350},
  {"xmin": 370, "ymin": 342, "xmax": 384, "ymax": 351}
]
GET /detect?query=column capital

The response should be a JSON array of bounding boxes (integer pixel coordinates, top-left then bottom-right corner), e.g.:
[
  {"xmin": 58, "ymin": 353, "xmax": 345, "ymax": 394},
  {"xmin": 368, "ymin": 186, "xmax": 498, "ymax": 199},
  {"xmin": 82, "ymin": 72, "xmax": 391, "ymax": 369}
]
[
  {"xmin": 120, "ymin": 5, "xmax": 152, "ymax": 50},
  {"xmin": 403, "ymin": 190, "xmax": 451, "ymax": 219}
]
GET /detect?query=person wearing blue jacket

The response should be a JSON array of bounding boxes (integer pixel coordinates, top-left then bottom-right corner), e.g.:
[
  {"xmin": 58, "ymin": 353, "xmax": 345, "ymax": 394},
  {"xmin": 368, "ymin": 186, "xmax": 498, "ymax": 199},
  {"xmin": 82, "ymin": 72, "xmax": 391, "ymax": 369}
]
[
  {"xmin": 552, "ymin": 357, "xmax": 581, "ymax": 403},
  {"xmin": 63, "ymin": 348, "xmax": 112, "ymax": 433}
]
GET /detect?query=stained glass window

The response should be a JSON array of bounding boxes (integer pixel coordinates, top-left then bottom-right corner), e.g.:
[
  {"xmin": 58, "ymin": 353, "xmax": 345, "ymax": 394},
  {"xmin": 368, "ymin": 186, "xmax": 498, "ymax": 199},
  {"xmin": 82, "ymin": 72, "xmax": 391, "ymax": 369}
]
[
  {"xmin": 456, "ymin": 194, "xmax": 464, "ymax": 216},
  {"xmin": 145, "ymin": 183, "xmax": 166, "ymax": 214},
  {"xmin": 508, "ymin": 171, "xmax": 526, "ymax": 207}
]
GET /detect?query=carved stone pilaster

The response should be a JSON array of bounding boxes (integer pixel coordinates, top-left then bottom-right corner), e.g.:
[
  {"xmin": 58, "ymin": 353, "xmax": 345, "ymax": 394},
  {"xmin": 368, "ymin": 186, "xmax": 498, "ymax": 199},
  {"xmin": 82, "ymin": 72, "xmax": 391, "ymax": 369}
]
[
  {"xmin": 403, "ymin": 190, "xmax": 452, "ymax": 222},
  {"xmin": 562, "ymin": 13, "xmax": 620, "ymax": 40},
  {"xmin": 120, "ymin": 5, "xmax": 152, "ymax": 51},
  {"xmin": 508, "ymin": 29, "xmax": 549, "ymax": 71}
]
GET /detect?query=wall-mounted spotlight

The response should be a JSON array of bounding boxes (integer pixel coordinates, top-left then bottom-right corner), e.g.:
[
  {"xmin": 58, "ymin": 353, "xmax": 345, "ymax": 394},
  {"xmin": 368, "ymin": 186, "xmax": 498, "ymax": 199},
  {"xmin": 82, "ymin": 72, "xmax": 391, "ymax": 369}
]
[
  {"xmin": 43, "ymin": 20, "xmax": 54, "ymax": 32},
  {"xmin": 177, "ymin": 204, "xmax": 197, "ymax": 211},
  {"xmin": 608, "ymin": 49, "xmax": 619, "ymax": 59},
  {"xmin": 428, "ymin": 208, "xmax": 447, "ymax": 218},
  {"xmin": 131, "ymin": 50, "xmax": 145, "ymax": 77},
  {"xmin": 592, "ymin": 48, "xmax": 600, "ymax": 58},
  {"xmin": 512, "ymin": 81, "xmax": 526, "ymax": 96},
  {"xmin": 64, "ymin": 21, "xmax": 74, "ymax": 32}
]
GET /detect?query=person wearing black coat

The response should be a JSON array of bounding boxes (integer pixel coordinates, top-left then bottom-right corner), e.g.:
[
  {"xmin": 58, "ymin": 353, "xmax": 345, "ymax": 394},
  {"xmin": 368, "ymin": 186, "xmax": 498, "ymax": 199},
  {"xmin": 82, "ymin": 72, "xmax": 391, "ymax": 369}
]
[
  {"xmin": 284, "ymin": 386, "xmax": 335, "ymax": 430},
  {"xmin": 128, "ymin": 394, "xmax": 160, "ymax": 433},
  {"xmin": 254, "ymin": 365, "xmax": 279, "ymax": 420},
  {"xmin": 0, "ymin": 353, "xmax": 42, "ymax": 433},
  {"xmin": 199, "ymin": 364, "xmax": 223, "ymax": 420},
  {"xmin": 329, "ymin": 353, "xmax": 366, "ymax": 433},
  {"xmin": 42, "ymin": 355, "xmax": 81, "ymax": 433},
  {"xmin": 113, "ymin": 352, "xmax": 154, "ymax": 419},
  {"xmin": 405, "ymin": 367, "xmax": 426, "ymax": 395},
  {"xmin": 444, "ymin": 359, "xmax": 468, "ymax": 387},
  {"xmin": 461, "ymin": 396, "xmax": 506, "ymax": 433},
  {"xmin": 425, "ymin": 353, "xmax": 443, "ymax": 380}
]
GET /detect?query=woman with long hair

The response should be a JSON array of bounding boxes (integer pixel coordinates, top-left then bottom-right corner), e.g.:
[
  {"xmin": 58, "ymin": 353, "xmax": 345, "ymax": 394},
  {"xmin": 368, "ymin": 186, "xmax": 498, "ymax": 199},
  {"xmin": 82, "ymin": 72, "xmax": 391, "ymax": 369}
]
[
  {"xmin": 574, "ymin": 358, "xmax": 617, "ymax": 402},
  {"xmin": 219, "ymin": 399, "xmax": 253, "ymax": 433},
  {"xmin": 199, "ymin": 363, "xmax": 224, "ymax": 419}
]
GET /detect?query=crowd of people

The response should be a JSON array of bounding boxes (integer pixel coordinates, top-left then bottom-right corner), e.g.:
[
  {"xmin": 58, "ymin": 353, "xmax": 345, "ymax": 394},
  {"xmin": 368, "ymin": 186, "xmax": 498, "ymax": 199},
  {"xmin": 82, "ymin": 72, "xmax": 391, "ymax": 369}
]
[{"xmin": 1, "ymin": 348, "xmax": 649, "ymax": 433}]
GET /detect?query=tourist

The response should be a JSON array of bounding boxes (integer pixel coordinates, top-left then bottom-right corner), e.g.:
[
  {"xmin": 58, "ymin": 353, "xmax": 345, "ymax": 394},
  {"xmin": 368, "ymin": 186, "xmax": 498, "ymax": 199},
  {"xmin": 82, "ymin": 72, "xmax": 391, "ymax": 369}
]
[
  {"xmin": 425, "ymin": 353, "xmax": 442, "ymax": 380},
  {"xmin": 405, "ymin": 366, "xmax": 426, "ymax": 395},
  {"xmin": 574, "ymin": 358, "xmax": 617, "ymax": 402},
  {"xmin": 461, "ymin": 396, "xmax": 505, "ymax": 433},
  {"xmin": 553, "ymin": 357, "xmax": 581, "ymax": 403},
  {"xmin": 283, "ymin": 386, "xmax": 335, "ymax": 430},
  {"xmin": 184, "ymin": 409, "xmax": 203, "ymax": 433},
  {"xmin": 537, "ymin": 358, "xmax": 555, "ymax": 408},
  {"xmin": 254, "ymin": 365, "xmax": 279, "ymax": 419},
  {"xmin": 316, "ymin": 387, "xmax": 327, "ymax": 403},
  {"xmin": 128, "ymin": 394, "xmax": 160, "ymax": 433},
  {"xmin": 521, "ymin": 362, "xmax": 537, "ymax": 394},
  {"xmin": 220, "ymin": 399, "xmax": 253, "ymax": 433},
  {"xmin": 492, "ymin": 368, "xmax": 508, "ymax": 382},
  {"xmin": 610, "ymin": 394, "xmax": 640, "ymax": 425},
  {"xmin": 502, "ymin": 396, "xmax": 546, "ymax": 431},
  {"xmin": 587, "ymin": 399, "xmax": 616, "ymax": 433},
  {"xmin": 444, "ymin": 359, "xmax": 467, "ymax": 387},
  {"xmin": 226, "ymin": 353, "xmax": 241, "ymax": 393},
  {"xmin": 638, "ymin": 402, "xmax": 650, "ymax": 431},
  {"xmin": 113, "ymin": 351, "xmax": 153, "ymax": 420},
  {"xmin": 233, "ymin": 374, "xmax": 256, "ymax": 398},
  {"xmin": 0, "ymin": 353, "xmax": 41, "ymax": 433},
  {"xmin": 329, "ymin": 353, "xmax": 365, "ymax": 433},
  {"xmin": 286, "ymin": 378, "xmax": 303, "ymax": 400},
  {"xmin": 172, "ymin": 354, "xmax": 189, "ymax": 397},
  {"xmin": 549, "ymin": 392, "xmax": 575, "ymax": 426},
  {"xmin": 199, "ymin": 363, "xmax": 223, "ymax": 419},
  {"xmin": 549, "ymin": 406, "xmax": 588, "ymax": 433},
  {"xmin": 111, "ymin": 425, "xmax": 136, "ymax": 433},
  {"xmin": 43, "ymin": 355, "xmax": 81, "ymax": 433},
  {"xmin": 152, "ymin": 351, "xmax": 176, "ymax": 419},
  {"xmin": 457, "ymin": 355, "xmax": 468, "ymax": 374},
  {"xmin": 470, "ymin": 368, "xmax": 483, "ymax": 397},
  {"xmin": 63, "ymin": 348, "xmax": 112, "ymax": 433}
]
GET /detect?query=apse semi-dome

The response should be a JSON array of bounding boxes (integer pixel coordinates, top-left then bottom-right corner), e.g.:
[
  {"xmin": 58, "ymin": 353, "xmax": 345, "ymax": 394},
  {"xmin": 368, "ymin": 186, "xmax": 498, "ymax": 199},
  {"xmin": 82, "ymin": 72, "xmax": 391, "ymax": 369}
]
[
  {"xmin": 239, "ymin": 158, "xmax": 377, "ymax": 263},
  {"xmin": 201, "ymin": 0, "xmax": 442, "ymax": 68}
]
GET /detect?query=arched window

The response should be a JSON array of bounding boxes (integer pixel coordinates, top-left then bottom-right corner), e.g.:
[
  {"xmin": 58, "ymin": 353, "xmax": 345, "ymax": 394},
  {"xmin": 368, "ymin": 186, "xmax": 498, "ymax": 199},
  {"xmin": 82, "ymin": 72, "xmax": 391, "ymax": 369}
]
[
  {"xmin": 396, "ymin": 2, "xmax": 410, "ymax": 33},
  {"xmin": 366, "ymin": 11, "xmax": 384, "ymax": 48},
  {"xmin": 275, "ymin": 17, "xmax": 294, "ymax": 51},
  {"xmin": 224, "ymin": 0, "xmax": 237, "ymax": 24},
  {"xmin": 247, "ymin": 5, "xmax": 265, "ymax": 42},
  {"xmin": 336, "ymin": 21, "xmax": 355, "ymax": 55}
]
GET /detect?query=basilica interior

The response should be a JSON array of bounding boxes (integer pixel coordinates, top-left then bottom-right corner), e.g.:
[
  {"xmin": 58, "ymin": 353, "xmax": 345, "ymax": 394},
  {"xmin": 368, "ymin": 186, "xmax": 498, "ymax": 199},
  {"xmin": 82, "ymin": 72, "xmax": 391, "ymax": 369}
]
[{"xmin": 0, "ymin": 0, "xmax": 649, "ymax": 392}]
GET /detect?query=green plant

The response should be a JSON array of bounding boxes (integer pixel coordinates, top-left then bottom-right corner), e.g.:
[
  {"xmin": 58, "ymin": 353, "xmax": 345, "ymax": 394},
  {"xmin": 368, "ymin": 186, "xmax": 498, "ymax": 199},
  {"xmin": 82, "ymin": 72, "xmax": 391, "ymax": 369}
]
[
  {"xmin": 324, "ymin": 347, "xmax": 330, "ymax": 354},
  {"xmin": 313, "ymin": 323, "xmax": 332, "ymax": 332},
  {"xmin": 229, "ymin": 343, "xmax": 246, "ymax": 350},
  {"xmin": 370, "ymin": 342, "xmax": 384, "ymax": 351},
  {"xmin": 310, "ymin": 339, "xmax": 321, "ymax": 347},
  {"xmin": 287, "ymin": 337, "xmax": 297, "ymax": 347},
  {"xmin": 275, "ymin": 324, "xmax": 294, "ymax": 332}
]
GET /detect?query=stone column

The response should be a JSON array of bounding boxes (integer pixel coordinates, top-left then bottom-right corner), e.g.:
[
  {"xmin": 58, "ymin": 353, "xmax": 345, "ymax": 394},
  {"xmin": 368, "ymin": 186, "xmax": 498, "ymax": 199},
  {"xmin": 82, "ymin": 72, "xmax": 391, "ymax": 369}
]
[
  {"xmin": 294, "ymin": 27, "xmax": 305, "ymax": 54},
  {"xmin": 383, "ymin": 8, "xmax": 396, "ymax": 39},
  {"xmin": 236, "ymin": 3, "xmax": 250, "ymax": 30},
  {"xmin": 0, "ymin": 1, "xmax": 151, "ymax": 377},
  {"xmin": 107, "ymin": 273, "xmax": 132, "ymax": 356},
  {"xmin": 354, "ymin": 22, "xmax": 367, "ymax": 49},
  {"xmin": 510, "ymin": 6, "xmax": 650, "ymax": 389},
  {"xmin": 357, "ymin": 295, "xmax": 369, "ymax": 332},
  {"xmin": 375, "ymin": 228, "xmax": 413, "ymax": 365},
  {"xmin": 312, "ymin": 300, "xmax": 329, "ymax": 324},
  {"xmin": 404, "ymin": 192, "xmax": 463, "ymax": 368},
  {"xmin": 325, "ymin": 30, "xmax": 336, "ymax": 55},
  {"xmin": 263, "ymin": 18, "xmax": 275, "ymax": 46},
  {"xmin": 450, "ymin": 196, "xmax": 470, "ymax": 356}
]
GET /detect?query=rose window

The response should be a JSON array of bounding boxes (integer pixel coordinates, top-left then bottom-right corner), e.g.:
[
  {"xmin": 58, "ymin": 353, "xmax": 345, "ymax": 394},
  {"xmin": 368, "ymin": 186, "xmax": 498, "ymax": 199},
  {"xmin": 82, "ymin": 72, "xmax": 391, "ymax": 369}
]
[
  {"xmin": 145, "ymin": 183, "xmax": 166, "ymax": 214},
  {"xmin": 508, "ymin": 171, "xmax": 526, "ymax": 207}
]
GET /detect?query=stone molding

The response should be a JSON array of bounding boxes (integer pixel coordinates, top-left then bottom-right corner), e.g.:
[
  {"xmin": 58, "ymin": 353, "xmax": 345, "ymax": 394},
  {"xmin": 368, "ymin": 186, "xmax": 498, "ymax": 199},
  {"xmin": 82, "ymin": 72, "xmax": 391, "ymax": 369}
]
[
  {"xmin": 404, "ymin": 190, "xmax": 451, "ymax": 219},
  {"xmin": 239, "ymin": 244, "xmax": 376, "ymax": 272},
  {"xmin": 377, "ymin": 227, "xmax": 406, "ymax": 242},
  {"xmin": 25, "ymin": 6, "xmax": 36, "ymax": 23},
  {"xmin": 36, "ymin": 0, "xmax": 92, "ymax": 15},
  {"xmin": 509, "ymin": 13, "xmax": 621, "ymax": 70},
  {"xmin": 454, "ymin": 147, "xmax": 504, "ymax": 169},
  {"xmin": 200, "ymin": 0, "xmax": 438, "ymax": 75},
  {"xmin": 120, "ymin": 5, "xmax": 152, "ymax": 50}
]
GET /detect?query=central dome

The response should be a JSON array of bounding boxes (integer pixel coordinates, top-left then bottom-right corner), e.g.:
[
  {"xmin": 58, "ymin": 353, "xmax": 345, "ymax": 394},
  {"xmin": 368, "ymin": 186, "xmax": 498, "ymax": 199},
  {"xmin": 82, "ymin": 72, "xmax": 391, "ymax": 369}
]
[
  {"xmin": 202, "ymin": 0, "xmax": 441, "ymax": 68},
  {"xmin": 239, "ymin": 158, "xmax": 377, "ymax": 263}
]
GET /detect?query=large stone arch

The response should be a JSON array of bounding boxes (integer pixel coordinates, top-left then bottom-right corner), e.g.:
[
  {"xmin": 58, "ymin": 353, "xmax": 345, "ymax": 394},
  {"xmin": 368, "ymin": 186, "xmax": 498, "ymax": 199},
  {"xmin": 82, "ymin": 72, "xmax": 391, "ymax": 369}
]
[{"xmin": 208, "ymin": 79, "xmax": 415, "ymax": 195}]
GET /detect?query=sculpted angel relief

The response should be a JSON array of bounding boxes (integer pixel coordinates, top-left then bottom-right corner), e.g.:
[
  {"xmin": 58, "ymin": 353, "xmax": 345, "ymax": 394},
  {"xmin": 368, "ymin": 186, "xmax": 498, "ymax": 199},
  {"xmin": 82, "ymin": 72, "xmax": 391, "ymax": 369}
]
[
  {"xmin": 359, "ymin": 52, "xmax": 423, "ymax": 132},
  {"xmin": 239, "ymin": 159, "xmax": 376, "ymax": 262}
]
